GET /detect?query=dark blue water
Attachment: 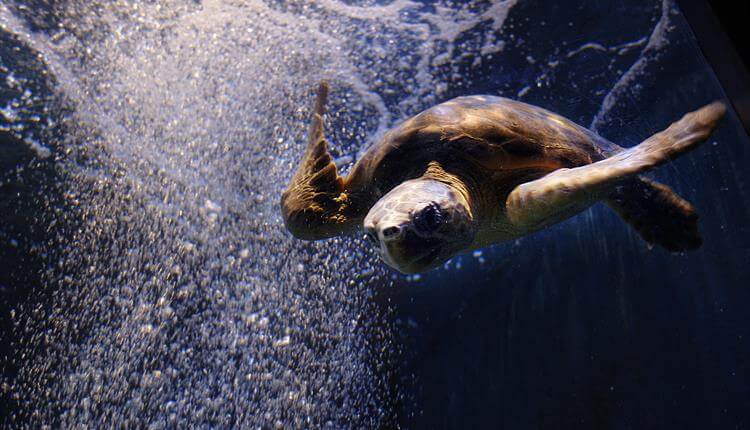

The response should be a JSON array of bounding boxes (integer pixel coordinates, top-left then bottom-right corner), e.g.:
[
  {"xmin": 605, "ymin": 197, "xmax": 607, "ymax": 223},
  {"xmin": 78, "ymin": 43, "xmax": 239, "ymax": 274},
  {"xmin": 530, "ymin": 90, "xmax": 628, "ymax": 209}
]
[{"xmin": 1, "ymin": 0, "xmax": 748, "ymax": 428}]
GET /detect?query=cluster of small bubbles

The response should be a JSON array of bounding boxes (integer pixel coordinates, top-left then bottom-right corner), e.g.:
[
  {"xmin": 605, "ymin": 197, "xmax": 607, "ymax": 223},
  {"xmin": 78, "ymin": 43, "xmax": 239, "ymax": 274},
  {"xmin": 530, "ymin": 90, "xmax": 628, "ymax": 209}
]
[
  {"xmin": 1, "ymin": 0, "xmax": 449, "ymax": 427},
  {"xmin": 404, "ymin": 274, "xmax": 422, "ymax": 283},
  {"xmin": 0, "ymin": 30, "xmax": 56, "ymax": 160},
  {"xmin": 442, "ymin": 256, "xmax": 463, "ymax": 271},
  {"xmin": 472, "ymin": 249, "xmax": 486, "ymax": 264}
]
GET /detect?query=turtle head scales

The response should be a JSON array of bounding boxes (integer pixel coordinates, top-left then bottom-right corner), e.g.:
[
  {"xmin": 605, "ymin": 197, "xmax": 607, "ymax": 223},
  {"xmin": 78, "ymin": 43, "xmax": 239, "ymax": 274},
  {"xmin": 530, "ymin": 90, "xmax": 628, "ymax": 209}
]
[{"xmin": 363, "ymin": 176, "xmax": 476, "ymax": 274}]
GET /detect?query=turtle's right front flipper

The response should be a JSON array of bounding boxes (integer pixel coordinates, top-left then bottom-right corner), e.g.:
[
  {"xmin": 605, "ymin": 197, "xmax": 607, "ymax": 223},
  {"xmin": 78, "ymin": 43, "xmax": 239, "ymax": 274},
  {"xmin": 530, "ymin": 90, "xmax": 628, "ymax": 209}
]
[
  {"xmin": 281, "ymin": 82, "xmax": 362, "ymax": 240},
  {"xmin": 505, "ymin": 101, "xmax": 726, "ymax": 242}
]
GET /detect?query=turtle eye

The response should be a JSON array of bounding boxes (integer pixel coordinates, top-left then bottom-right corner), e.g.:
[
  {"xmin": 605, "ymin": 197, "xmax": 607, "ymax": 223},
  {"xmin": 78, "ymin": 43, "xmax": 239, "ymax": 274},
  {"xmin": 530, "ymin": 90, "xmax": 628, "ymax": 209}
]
[{"xmin": 413, "ymin": 203, "xmax": 444, "ymax": 233}]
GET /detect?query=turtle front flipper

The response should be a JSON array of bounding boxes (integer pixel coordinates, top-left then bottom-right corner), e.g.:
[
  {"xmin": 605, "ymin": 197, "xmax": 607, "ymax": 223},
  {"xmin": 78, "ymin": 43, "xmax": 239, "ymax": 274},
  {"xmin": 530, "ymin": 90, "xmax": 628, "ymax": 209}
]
[
  {"xmin": 281, "ymin": 82, "xmax": 364, "ymax": 240},
  {"xmin": 505, "ymin": 101, "xmax": 726, "ymax": 235}
]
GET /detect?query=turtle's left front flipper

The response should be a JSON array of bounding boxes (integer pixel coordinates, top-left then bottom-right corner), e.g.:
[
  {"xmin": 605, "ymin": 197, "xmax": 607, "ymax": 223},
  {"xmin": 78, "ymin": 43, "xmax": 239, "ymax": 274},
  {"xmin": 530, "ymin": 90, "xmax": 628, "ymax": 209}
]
[
  {"xmin": 506, "ymin": 102, "xmax": 726, "ymax": 235},
  {"xmin": 281, "ymin": 82, "xmax": 361, "ymax": 240}
]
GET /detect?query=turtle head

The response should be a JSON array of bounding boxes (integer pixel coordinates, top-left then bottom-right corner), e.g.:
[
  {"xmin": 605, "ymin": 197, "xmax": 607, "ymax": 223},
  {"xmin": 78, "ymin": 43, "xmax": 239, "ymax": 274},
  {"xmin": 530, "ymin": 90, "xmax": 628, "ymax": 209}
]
[{"xmin": 363, "ymin": 178, "xmax": 475, "ymax": 274}]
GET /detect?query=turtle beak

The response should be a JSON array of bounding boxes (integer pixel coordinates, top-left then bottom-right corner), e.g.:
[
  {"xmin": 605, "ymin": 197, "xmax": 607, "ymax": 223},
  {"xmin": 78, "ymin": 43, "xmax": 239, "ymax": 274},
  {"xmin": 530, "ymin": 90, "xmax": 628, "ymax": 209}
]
[{"xmin": 379, "ymin": 229, "xmax": 444, "ymax": 274}]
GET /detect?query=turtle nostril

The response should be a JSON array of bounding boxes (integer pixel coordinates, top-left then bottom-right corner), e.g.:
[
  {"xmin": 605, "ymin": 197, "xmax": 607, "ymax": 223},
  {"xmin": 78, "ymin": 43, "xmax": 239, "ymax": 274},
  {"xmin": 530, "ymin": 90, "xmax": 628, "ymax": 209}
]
[{"xmin": 382, "ymin": 226, "xmax": 402, "ymax": 240}]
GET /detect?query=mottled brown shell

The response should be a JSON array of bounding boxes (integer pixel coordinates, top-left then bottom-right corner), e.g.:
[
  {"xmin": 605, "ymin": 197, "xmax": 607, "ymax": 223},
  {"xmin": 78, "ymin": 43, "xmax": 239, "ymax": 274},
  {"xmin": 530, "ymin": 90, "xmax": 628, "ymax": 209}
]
[{"xmin": 350, "ymin": 96, "xmax": 626, "ymax": 192}]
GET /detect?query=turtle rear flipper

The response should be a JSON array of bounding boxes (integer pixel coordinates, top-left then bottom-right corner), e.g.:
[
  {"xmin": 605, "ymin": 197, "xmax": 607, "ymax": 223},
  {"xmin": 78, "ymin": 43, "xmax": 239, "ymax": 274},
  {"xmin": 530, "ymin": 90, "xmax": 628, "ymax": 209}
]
[
  {"xmin": 506, "ymin": 101, "xmax": 726, "ymax": 243},
  {"xmin": 607, "ymin": 176, "xmax": 700, "ymax": 251},
  {"xmin": 281, "ymin": 82, "xmax": 362, "ymax": 240}
]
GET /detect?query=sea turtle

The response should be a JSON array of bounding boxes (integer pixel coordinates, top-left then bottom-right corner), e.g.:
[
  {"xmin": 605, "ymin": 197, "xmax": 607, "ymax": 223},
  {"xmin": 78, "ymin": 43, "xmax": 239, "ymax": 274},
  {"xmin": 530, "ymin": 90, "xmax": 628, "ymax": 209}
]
[{"xmin": 281, "ymin": 82, "xmax": 726, "ymax": 274}]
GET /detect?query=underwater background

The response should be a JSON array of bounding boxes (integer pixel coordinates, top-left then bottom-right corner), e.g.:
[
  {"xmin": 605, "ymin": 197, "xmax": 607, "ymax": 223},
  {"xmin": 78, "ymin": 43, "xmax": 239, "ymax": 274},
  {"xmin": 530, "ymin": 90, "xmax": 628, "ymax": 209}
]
[{"xmin": 1, "ymin": 0, "xmax": 749, "ymax": 428}]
